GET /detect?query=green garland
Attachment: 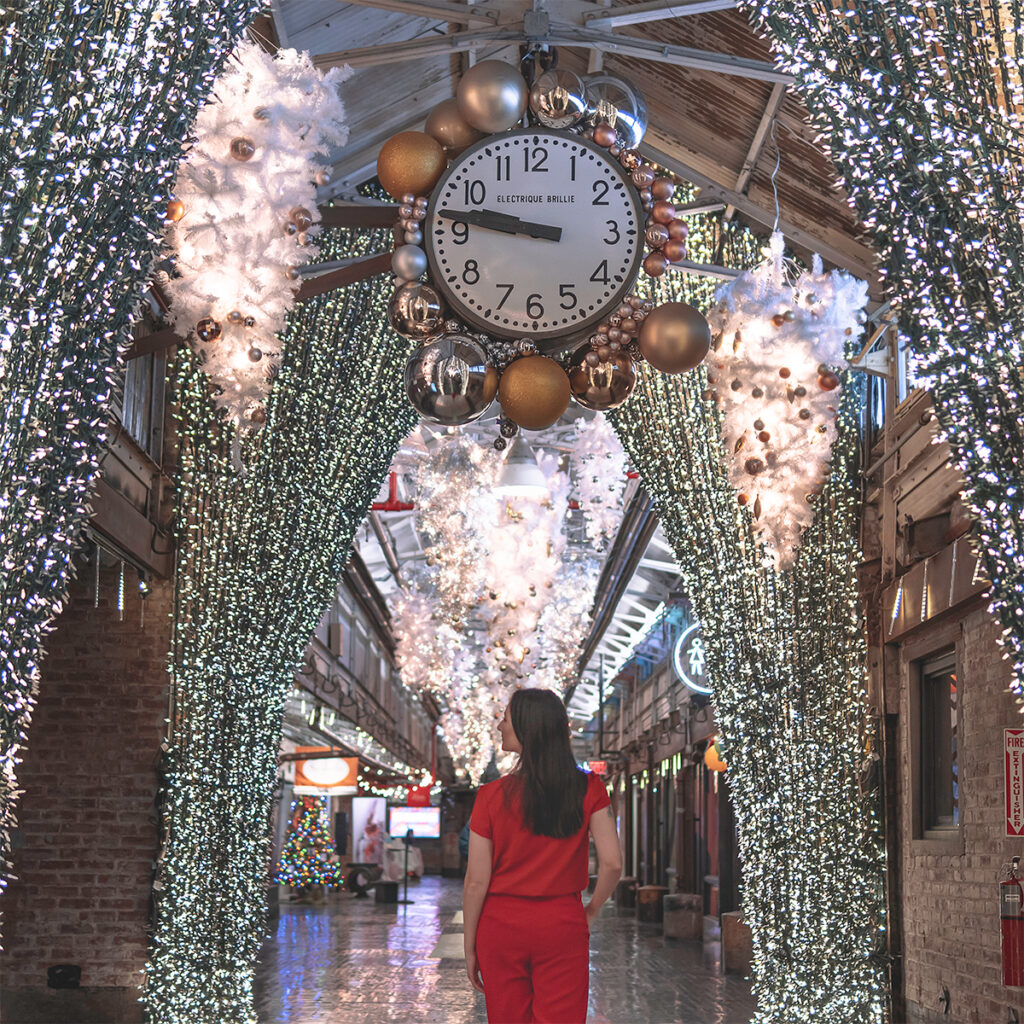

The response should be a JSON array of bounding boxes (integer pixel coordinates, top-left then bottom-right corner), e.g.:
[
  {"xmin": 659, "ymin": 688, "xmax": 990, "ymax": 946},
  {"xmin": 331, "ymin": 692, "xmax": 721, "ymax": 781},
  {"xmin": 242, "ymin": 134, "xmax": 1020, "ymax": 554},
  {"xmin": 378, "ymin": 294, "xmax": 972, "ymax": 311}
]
[
  {"xmin": 612, "ymin": 212, "xmax": 886, "ymax": 1022},
  {"xmin": 143, "ymin": 222, "xmax": 415, "ymax": 1024},
  {"xmin": 0, "ymin": 0, "xmax": 260, "ymax": 939},
  {"xmin": 739, "ymin": 0, "xmax": 1024, "ymax": 689}
]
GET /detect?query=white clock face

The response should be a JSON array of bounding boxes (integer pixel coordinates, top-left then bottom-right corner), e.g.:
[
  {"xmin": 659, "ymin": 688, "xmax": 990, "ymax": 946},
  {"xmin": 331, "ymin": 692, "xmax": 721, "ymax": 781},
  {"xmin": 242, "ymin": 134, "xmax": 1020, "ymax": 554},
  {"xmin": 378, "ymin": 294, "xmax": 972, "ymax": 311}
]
[{"xmin": 425, "ymin": 129, "xmax": 643, "ymax": 341}]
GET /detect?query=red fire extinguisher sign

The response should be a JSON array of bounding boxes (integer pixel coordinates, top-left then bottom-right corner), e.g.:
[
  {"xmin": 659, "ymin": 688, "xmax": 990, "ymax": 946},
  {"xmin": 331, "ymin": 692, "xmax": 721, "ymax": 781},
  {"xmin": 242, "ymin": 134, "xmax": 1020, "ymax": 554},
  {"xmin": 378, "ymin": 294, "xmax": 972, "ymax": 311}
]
[
  {"xmin": 1002, "ymin": 858, "xmax": 1024, "ymax": 987},
  {"xmin": 1006, "ymin": 730, "xmax": 1024, "ymax": 836}
]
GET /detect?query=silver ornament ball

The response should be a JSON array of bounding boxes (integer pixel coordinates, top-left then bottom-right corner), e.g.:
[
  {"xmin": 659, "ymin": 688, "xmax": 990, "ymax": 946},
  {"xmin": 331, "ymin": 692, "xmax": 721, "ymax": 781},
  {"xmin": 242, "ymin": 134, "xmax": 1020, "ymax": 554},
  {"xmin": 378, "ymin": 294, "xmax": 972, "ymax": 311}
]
[
  {"xmin": 529, "ymin": 69, "xmax": 588, "ymax": 129},
  {"xmin": 391, "ymin": 244, "xmax": 428, "ymax": 280},
  {"xmin": 405, "ymin": 333, "xmax": 499, "ymax": 425},
  {"xmin": 456, "ymin": 60, "xmax": 528, "ymax": 133},
  {"xmin": 584, "ymin": 73, "xmax": 648, "ymax": 149}
]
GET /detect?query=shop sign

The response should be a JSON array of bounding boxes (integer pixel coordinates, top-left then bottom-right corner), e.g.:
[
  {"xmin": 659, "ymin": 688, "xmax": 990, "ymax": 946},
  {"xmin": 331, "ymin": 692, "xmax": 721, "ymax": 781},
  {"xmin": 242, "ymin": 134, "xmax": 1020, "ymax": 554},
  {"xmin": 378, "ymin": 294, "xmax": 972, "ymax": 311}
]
[
  {"xmin": 672, "ymin": 623, "xmax": 712, "ymax": 694},
  {"xmin": 587, "ymin": 761, "xmax": 607, "ymax": 775},
  {"xmin": 407, "ymin": 785, "xmax": 431, "ymax": 807},
  {"xmin": 294, "ymin": 748, "xmax": 359, "ymax": 796},
  {"xmin": 1007, "ymin": 730, "xmax": 1024, "ymax": 836}
]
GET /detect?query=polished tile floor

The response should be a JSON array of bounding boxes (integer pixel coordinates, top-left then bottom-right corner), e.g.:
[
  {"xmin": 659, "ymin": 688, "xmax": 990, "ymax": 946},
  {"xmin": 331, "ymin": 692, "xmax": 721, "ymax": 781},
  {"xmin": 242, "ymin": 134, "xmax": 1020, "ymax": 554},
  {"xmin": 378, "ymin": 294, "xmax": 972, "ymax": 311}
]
[{"xmin": 254, "ymin": 875, "xmax": 755, "ymax": 1024}]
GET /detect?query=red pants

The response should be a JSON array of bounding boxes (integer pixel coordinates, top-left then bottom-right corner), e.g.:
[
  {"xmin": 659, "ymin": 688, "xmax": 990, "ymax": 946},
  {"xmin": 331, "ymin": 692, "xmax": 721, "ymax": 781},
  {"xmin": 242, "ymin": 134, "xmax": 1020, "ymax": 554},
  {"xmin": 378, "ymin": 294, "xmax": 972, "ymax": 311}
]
[{"xmin": 476, "ymin": 892, "xmax": 589, "ymax": 1024}]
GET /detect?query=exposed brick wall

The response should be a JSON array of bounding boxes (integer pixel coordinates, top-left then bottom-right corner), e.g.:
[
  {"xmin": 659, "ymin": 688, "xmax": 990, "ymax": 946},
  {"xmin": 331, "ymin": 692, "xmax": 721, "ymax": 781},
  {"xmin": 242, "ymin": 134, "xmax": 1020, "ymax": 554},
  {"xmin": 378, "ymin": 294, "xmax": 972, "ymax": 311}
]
[
  {"xmin": 898, "ymin": 605, "xmax": 1024, "ymax": 1024},
  {"xmin": 1, "ymin": 562, "xmax": 171, "ymax": 1021}
]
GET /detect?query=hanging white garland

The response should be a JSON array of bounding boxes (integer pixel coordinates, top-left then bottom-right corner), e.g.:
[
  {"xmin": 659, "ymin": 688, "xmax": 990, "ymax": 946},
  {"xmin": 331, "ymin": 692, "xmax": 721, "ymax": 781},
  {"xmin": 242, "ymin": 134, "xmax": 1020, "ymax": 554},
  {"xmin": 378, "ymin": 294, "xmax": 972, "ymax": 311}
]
[
  {"xmin": 706, "ymin": 232, "xmax": 868, "ymax": 568},
  {"xmin": 162, "ymin": 41, "xmax": 350, "ymax": 423}
]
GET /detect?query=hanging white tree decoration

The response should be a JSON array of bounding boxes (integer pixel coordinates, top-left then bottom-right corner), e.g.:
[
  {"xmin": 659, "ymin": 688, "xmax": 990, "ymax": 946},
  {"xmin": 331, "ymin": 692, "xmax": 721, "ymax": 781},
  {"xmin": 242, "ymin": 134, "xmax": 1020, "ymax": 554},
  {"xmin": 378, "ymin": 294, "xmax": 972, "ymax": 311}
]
[
  {"xmin": 706, "ymin": 231, "xmax": 868, "ymax": 569},
  {"xmin": 163, "ymin": 41, "xmax": 350, "ymax": 424}
]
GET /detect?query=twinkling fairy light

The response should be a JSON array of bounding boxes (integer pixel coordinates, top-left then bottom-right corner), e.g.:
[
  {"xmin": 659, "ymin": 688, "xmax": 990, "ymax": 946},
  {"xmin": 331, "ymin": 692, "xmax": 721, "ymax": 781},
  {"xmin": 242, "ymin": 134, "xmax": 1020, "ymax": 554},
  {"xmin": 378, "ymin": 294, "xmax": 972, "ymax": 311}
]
[
  {"xmin": 0, "ymin": 0, "xmax": 259, "ymax": 943},
  {"xmin": 611, "ymin": 201, "xmax": 886, "ymax": 1022},
  {"xmin": 144, "ymin": 220, "xmax": 415, "ymax": 1022},
  {"xmin": 738, "ymin": 0, "xmax": 1024, "ymax": 689}
]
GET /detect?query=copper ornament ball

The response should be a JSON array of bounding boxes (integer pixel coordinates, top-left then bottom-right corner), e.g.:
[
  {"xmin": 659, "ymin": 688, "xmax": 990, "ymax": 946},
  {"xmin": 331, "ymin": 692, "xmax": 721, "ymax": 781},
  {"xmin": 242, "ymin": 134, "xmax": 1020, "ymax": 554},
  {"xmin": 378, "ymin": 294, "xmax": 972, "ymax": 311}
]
[
  {"xmin": 195, "ymin": 317, "xmax": 221, "ymax": 343},
  {"xmin": 569, "ymin": 351, "xmax": 636, "ymax": 411},
  {"xmin": 388, "ymin": 281, "xmax": 445, "ymax": 339},
  {"xmin": 662, "ymin": 239, "xmax": 686, "ymax": 263},
  {"xmin": 165, "ymin": 199, "xmax": 185, "ymax": 222},
  {"xmin": 636, "ymin": 301, "xmax": 711, "ymax": 374},
  {"xmin": 643, "ymin": 251, "xmax": 668, "ymax": 277},
  {"xmin": 376, "ymin": 131, "xmax": 447, "ymax": 201},
  {"xmin": 229, "ymin": 136, "xmax": 255, "ymax": 161},
  {"xmin": 498, "ymin": 355, "xmax": 571, "ymax": 431},
  {"xmin": 290, "ymin": 206, "xmax": 313, "ymax": 232},
  {"xmin": 425, "ymin": 98, "xmax": 484, "ymax": 156}
]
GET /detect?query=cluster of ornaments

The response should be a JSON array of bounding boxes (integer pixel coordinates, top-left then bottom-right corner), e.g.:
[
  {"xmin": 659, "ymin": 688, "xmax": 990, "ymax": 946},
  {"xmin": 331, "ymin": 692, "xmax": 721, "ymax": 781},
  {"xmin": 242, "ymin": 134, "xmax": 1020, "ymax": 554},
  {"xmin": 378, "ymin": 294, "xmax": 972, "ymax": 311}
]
[
  {"xmin": 375, "ymin": 59, "xmax": 712, "ymax": 442},
  {"xmin": 161, "ymin": 42, "xmax": 349, "ymax": 426},
  {"xmin": 705, "ymin": 234, "xmax": 869, "ymax": 569}
]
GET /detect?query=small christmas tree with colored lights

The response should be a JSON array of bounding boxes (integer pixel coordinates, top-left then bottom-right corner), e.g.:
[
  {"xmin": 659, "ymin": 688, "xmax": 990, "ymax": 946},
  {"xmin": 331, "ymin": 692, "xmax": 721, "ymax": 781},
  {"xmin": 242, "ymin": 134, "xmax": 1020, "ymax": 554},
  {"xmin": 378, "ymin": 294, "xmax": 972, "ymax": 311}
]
[{"xmin": 275, "ymin": 797, "xmax": 343, "ymax": 889}]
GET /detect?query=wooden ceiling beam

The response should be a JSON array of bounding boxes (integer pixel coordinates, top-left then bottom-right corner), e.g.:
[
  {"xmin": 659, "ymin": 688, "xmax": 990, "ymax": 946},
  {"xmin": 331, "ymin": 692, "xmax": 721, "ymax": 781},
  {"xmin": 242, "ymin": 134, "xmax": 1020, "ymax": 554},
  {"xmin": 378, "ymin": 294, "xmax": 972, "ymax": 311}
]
[
  {"xmin": 642, "ymin": 139, "xmax": 878, "ymax": 283},
  {"xmin": 725, "ymin": 81, "xmax": 786, "ymax": 221},
  {"xmin": 314, "ymin": 26, "xmax": 521, "ymax": 68},
  {"xmin": 294, "ymin": 250, "xmax": 393, "ymax": 301},
  {"xmin": 318, "ymin": 204, "xmax": 399, "ymax": 228},
  {"xmin": 332, "ymin": 0, "xmax": 498, "ymax": 26},
  {"xmin": 585, "ymin": 0, "xmax": 737, "ymax": 30}
]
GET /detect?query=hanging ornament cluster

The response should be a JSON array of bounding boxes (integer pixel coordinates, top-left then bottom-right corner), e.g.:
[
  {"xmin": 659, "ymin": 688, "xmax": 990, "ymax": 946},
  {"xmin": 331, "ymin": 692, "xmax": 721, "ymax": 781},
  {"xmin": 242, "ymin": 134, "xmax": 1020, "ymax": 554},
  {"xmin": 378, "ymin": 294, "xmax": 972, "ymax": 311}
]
[
  {"xmin": 705, "ymin": 231, "xmax": 868, "ymax": 568},
  {"xmin": 162, "ymin": 41, "xmax": 350, "ymax": 425},
  {"xmin": 392, "ymin": 421, "xmax": 627, "ymax": 779},
  {"xmin": 377, "ymin": 58, "xmax": 711, "ymax": 448}
]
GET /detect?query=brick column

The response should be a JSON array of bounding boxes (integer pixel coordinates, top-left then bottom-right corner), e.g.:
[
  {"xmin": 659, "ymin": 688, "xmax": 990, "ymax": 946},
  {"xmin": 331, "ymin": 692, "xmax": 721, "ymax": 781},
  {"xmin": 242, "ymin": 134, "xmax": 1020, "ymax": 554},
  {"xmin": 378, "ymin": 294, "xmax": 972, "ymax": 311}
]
[{"xmin": 1, "ymin": 561, "xmax": 171, "ymax": 1024}]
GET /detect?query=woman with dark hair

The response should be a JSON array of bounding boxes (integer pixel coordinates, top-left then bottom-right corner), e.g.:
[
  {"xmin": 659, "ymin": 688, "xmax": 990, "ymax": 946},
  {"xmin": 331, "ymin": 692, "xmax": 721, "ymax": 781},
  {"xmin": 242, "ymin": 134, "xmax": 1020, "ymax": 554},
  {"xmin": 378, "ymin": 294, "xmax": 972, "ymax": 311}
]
[{"xmin": 463, "ymin": 688, "xmax": 623, "ymax": 1023}]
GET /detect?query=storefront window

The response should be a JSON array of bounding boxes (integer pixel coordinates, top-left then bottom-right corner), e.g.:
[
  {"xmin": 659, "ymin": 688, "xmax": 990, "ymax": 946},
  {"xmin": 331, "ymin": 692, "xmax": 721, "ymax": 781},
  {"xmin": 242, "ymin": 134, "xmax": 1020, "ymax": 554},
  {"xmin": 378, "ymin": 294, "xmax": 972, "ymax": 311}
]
[{"xmin": 920, "ymin": 650, "xmax": 959, "ymax": 834}]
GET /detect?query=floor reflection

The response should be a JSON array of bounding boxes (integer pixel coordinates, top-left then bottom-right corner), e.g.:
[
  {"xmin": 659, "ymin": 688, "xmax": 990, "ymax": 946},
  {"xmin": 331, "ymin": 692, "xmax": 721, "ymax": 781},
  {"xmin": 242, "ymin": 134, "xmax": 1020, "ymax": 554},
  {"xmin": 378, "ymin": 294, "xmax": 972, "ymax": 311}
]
[{"xmin": 254, "ymin": 875, "xmax": 755, "ymax": 1023}]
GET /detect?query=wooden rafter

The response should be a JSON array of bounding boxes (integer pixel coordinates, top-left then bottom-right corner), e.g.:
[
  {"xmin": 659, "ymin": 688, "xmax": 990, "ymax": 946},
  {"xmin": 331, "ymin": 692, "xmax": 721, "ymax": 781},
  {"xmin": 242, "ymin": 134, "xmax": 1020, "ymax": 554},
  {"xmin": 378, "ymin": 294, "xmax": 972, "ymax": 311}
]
[
  {"xmin": 332, "ymin": 0, "xmax": 498, "ymax": 27},
  {"xmin": 294, "ymin": 250, "xmax": 393, "ymax": 301},
  {"xmin": 585, "ymin": 0, "xmax": 738, "ymax": 30},
  {"xmin": 725, "ymin": 81, "xmax": 787, "ymax": 221}
]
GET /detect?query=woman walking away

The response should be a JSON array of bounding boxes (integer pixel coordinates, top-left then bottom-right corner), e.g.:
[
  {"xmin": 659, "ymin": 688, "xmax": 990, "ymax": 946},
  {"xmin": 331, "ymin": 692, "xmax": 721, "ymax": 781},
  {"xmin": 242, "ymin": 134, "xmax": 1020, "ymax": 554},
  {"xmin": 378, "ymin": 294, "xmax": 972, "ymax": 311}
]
[{"xmin": 463, "ymin": 688, "xmax": 623, "ymax": 1024}]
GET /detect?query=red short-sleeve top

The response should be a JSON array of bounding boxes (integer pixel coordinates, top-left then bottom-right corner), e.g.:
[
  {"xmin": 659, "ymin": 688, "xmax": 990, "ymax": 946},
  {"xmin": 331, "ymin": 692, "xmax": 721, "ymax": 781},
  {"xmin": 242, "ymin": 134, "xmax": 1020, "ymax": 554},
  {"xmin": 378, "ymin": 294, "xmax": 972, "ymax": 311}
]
[{"xmin": 469, "ymin": 771, "xmax": 611, "ymax": 897}]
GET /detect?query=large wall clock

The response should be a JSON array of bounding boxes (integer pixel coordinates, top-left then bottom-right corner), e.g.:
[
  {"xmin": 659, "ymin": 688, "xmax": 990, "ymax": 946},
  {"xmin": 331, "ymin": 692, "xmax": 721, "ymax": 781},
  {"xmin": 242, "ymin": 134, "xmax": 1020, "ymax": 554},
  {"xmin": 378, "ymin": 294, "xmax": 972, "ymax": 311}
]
[{"xmin": 425, "ymin": 128, "xmax": 644, "ymax": 343}]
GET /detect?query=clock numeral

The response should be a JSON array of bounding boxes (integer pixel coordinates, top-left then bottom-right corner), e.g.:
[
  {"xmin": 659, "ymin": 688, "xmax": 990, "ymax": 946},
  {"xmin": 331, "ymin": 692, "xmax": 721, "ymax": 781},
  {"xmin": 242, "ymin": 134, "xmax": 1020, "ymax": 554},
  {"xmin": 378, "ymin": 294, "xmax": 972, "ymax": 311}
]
[
  {"xmin": 495, "ymin": 155, "xmax": 511, "ymax": 181},
  {"xmin": 590, "ymin": 260, "xmax": 610, "ymax": 285},
  {"xmin": 526, "ymin": 293, "xmax": 544, "ymax": 319},
  {"xmin": 559, "ymin": 284, "xmax": 578, "ymax": 311},
  {"xmin": 591, "ymin": 180, "xmax": 610, "ymax": 206},
  {"xmin": 569, "ymin": 155, "xmax": 576, "ymax": 181},
  {"xmin": 496, "ymin": 283, "xmax": 514, "ymax": 310},
  {"xmin": 451, "ymin": 221, "xmax": 469, "ymax": 245},
  {"xmin": 463, "ymin": 179, "xmax": 486, "ymax": 205},
  {"xmin": 603, "ymin": 220, "xmax": 620, "ymax": 245},
  {"xmin": 524, "ymin": 146, "xmax": 548, "ymax": 173},
  {"xmin": 462, "ymin": 259, "xmax": 480, "ymax": 285}
]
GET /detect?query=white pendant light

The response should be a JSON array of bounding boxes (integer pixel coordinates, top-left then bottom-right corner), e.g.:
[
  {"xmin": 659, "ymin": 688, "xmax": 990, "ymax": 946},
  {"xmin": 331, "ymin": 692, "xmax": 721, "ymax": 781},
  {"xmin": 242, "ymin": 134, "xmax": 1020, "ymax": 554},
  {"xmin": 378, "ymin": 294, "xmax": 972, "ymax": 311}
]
[{"xmin": 493, "ymin": 435, "xmax": 549, "ymax": 501}]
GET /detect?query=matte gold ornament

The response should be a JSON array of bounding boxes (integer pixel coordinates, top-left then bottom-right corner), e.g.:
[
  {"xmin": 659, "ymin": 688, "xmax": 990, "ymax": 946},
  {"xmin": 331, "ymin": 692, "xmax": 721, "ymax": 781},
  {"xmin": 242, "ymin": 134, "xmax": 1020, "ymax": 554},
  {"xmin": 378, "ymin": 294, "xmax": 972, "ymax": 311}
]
[
  {"xmin": 456, "ymin": 60, "xmax": 528, "ymax": 133},
  {"xmin": 569, "ymin": 350, "xmax": 636, "ymax": 410},
  {"xmin": 498, "ymin": 355, "xmax": 571, "ymax": 430},
  {"xmin": 425, "ymin": 98, "xmax": 484, "ymax": 156},
  {"xmin": 637, "ymin": 301, "xmax": 711, "ymax": 374},
  {"xmin": 376, "ymin": 131, "xmax": 447, "ymax": 200}
]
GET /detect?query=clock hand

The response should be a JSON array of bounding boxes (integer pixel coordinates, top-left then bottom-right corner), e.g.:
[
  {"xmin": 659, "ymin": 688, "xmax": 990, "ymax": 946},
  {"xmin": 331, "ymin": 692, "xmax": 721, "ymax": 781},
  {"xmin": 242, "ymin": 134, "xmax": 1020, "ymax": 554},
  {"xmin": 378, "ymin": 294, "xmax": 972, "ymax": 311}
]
[{"xmin": 438, "ymin": 208, "xmax": 562, "ymax": 243}]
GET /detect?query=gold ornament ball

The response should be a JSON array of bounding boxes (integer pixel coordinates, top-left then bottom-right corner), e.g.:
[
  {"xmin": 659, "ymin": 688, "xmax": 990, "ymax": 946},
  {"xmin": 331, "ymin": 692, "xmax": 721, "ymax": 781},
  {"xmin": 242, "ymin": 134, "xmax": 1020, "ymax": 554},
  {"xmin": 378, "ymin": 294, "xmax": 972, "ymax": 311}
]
[
  {"xmin": 376, "ymin": 131, "xmax": 447, "ymax": 201},
  {"xmin": 456, "ymin": 59, "xmax": 528, "ymax": 133},
  {"xmin": 637, "ymin": 301, "xmax": 711, "ymax": 374},
  {"xmin": 425, "ymin": 98, "xmax": 484, "ymax": 156},
  {"xmin": 498, "ymin": 355, "xmax": 571, "ymax": 431}
]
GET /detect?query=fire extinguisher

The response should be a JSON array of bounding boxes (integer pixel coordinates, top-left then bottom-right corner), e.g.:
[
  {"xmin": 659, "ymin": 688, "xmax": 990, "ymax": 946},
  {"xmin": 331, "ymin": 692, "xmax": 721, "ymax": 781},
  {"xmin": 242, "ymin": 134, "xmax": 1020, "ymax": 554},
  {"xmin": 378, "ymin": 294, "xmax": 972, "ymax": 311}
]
[{"xmin": 1001, "ymin": 857, "xmax": 1024, "ymax": 986}]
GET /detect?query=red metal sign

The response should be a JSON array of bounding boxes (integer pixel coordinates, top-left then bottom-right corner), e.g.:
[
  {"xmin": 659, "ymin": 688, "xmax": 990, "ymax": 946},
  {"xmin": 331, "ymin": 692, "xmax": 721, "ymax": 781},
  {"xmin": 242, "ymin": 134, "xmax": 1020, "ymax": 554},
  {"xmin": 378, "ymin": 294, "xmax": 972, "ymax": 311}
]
[
  {"xmin": 1006, "ymin": 730, "xmax": 1024, "ymax": 836},
  {"xmin": 407, "ymin": 785, "xmax": 431, "ymax": 807}
]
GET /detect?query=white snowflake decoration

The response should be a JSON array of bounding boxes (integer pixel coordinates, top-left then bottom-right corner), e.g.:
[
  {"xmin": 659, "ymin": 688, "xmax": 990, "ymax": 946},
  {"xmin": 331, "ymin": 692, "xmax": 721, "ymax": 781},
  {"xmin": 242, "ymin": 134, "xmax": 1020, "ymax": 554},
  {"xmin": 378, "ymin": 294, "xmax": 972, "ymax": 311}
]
[
  {"xmin": 706, "ymin": 232, "xmax": 868, "ymax": 569},
  {"xmin": 163, "ymin": 41, "xmax": 350, "ymax": 423}
]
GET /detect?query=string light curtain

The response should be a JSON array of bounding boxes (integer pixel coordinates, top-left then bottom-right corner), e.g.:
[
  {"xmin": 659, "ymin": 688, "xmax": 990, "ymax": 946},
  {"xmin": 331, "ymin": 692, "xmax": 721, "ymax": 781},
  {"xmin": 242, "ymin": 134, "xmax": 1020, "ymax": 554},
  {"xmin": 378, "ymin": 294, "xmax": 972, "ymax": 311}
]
[
  {"xmin": 144, "ymin": 226, "xmax": 414, "ymax": 1024},
  {"xmin": 612, "ymin": 214, "xmax": 886, "ymax": 1022},
  {"xmin": 0, "ymin": 0, "xmax": 259, "ymax": 938},
  {"xmin": 738, "ymin": 0, "xmax": 1024, "ymax": 687}
]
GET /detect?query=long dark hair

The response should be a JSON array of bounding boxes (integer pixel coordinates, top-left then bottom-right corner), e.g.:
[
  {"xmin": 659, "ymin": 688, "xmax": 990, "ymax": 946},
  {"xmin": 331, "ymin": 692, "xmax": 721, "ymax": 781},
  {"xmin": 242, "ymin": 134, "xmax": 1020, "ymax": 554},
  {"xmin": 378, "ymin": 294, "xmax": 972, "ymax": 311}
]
[{"xmin": 508, "ymin": 688, "xmax": 588, "ymax": 839}]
